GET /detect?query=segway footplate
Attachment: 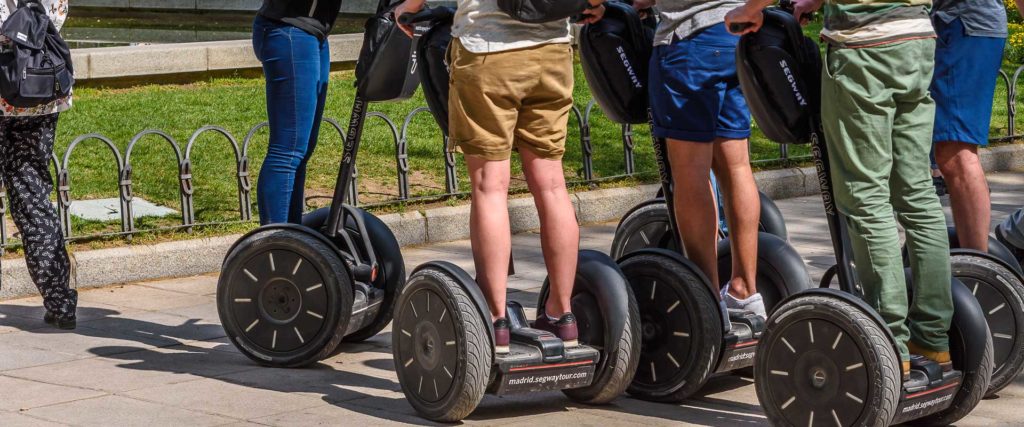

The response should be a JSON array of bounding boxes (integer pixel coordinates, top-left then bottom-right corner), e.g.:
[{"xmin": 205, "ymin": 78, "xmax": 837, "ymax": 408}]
[
  {"xmin": 715, "ymin": 310, "xmax": 764, "ymax": 373},
  {"xmin": 491, "ymin": 343, "xmax": 600, "ymax": 395}
]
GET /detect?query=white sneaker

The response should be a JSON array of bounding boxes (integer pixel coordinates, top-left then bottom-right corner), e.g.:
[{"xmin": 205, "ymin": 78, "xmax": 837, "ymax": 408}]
[{"xmin": 721, "ymin": 284, "xmax": 767, "ymax": 320}]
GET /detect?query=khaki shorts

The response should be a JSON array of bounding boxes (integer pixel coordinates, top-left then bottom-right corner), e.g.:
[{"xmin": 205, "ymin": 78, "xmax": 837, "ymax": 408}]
[{"xmin": 448, "ymin": 39, "xmax": 574, "ymax": 161}]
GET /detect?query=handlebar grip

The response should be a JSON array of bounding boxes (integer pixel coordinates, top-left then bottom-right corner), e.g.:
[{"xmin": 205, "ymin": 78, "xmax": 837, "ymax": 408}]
[
  {"xmin": 728, "ymin": 22, "xmax": 754, "ymax": 33},
  {"xmin": 398, "ymin": 7, "xmax": 454, "ymax": 25}
]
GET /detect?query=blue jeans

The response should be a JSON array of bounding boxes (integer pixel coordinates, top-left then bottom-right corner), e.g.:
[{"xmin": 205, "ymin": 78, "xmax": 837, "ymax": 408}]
[{"xmin": 253, "ymin": 15, "xmax": 331, "ymax": 225}]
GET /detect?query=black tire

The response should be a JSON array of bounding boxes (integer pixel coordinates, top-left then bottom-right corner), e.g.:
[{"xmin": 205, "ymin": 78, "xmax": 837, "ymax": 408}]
[
  {"xmin": 950, "ymin": 254, "xmax": 1024, "ymax": 396},
  {"xmin": 945, "ymin": 226, "xmax": 1023, "ymax": 276},
  {"xmin": 538, "ymin": 251, "xmax": 642, "ymax": 404},
  {"xmin": 610, "ymin": 201, "xmax": 677, "ymax": 260},
  {"xmin": 716, "ymin": 232, "xmax": 812, "ymax": 313},
  {"xmin": 610, "ymin": 193, "xmax": 788, "ymax": 260},
  {"xmin": 620, "ymin": 252, "xmax": 723, "ymax": 402},
  {"xmin": 218, "ymin": 228, "xmax": 353, "ymax": 368},
  {"xmin": 302, "ymin": 207, "xmax": 407, "ymax": 343},
  {"xmin": 393, "ymin": 267, "xmax": 490, "ymax": 422},
  {"xmin": 756, "ymin": 294, "xmax": 900, "ymax": 427}
]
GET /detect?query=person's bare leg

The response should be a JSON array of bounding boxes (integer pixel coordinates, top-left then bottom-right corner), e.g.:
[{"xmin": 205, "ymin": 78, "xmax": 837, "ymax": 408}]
[
  {"xmin": 935, "ymin": 141, "xmax": 989, "ymax": 252},
  {"xmin": 711, "ymin": 138, "xmax": 760, "ymax": 299},
  {"xmin": 467, "ymin": 155, "xmax": 513, "ymax": 320},
  {"xmin": 667, "ymin": 139, "xmax": 718, "ymax": 291},
  {"xmin": 521, "ymin": 149, "xmax": 579, "ymax": 317}
]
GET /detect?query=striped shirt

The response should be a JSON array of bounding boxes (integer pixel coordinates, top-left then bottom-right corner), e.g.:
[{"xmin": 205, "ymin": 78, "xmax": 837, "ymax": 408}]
[{"xmin": 822, "ymin": 0, "xmax": 935, "ymax": 48}]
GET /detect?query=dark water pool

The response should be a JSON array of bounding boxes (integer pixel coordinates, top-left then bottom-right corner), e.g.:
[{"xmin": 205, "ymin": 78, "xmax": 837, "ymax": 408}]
[{"xmin": 62, "ymin": 11, "xmax": 366, "ymax": 49}]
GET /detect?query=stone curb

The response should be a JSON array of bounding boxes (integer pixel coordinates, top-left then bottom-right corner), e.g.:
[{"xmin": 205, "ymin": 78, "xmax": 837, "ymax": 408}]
[{"xmin": 2, "ymin": 143, "xmax": 1021, "ymax": 299}]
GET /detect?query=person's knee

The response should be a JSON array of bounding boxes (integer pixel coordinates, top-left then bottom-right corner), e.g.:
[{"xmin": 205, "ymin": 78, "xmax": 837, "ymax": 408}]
[{"xmin": 934, "ymin": 142, "xmax": 980, "ymax": 178}]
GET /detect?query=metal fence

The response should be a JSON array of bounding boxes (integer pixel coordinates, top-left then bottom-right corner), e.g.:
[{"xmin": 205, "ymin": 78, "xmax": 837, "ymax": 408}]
[{"xmin": 2, "ymin": 68, "xmax": 1023, "ymax": 253}]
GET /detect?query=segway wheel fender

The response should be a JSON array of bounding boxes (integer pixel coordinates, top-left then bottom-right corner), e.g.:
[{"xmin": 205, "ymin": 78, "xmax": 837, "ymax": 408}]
[
  {"xmin": 301, "ymin": 207, "xmax": 407, "ymax": 343},
  {"xmin": 716, "ymin": 232, "xmax": 812, "ymax": 313},
  {"xmin": 537, "ymin": 250, "xmax": 642, "ymax": 404},
  {"xmin": 393, "ymin": 266, "xmax": 491, "ymax": 422},
  {"xmin": 217, "ymin": 227, "xmax": 354, "ymax": 368}
]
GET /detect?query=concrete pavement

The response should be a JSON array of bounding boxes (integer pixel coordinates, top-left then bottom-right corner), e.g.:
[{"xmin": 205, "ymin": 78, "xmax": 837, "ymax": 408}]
[{"xmin": 0, "ymin": 172, "xmax": 1021, "ymax": 426}]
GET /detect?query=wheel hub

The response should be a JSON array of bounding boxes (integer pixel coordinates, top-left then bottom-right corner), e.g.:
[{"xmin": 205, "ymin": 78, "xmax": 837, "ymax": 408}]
[
  {"xmin": 415, "ymin": 320, "xmax": 443, "ymax": 371},
  {"xmin": 810, "ymin": 367, "xmax": 828, "ymax": 389},
  {"xmin": 259, "ymin": 279, "xmax": 303, "ymax": 324}
]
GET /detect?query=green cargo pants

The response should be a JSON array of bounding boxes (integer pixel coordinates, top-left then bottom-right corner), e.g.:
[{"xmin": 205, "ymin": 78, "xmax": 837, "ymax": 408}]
[{"xmin": 821, "ymin": 38, "xmax": 952, "ymax": 361}]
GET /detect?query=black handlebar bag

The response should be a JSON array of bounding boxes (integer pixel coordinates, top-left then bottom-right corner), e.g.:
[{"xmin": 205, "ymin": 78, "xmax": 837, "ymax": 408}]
[
  {"xmin": 578, "ymin": 1, "xmax": 655, "ymax": 125},
  {"xmin": 0, "ymin": 0, "xmax": 74, "ymax": 108},
  {"xmin": 415, "ymin": 7, "xmax": 455, "ymax": 134},
  {"xmin": 498, "ymin": 0, "xmax": 588, "ymax": 23},
  {"xmin": 735, "ymin": 8, "xmax": 821, "ymax": 144},
  {"xmin": 355, "ymin": 0, "xmax": 421, "ymax": 102}
]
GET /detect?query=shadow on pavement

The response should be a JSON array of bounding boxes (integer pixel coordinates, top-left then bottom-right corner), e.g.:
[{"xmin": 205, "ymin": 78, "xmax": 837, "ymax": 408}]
[{"xmin": 0, "ymin": 298, "xmax": 765, "ymax": 426}]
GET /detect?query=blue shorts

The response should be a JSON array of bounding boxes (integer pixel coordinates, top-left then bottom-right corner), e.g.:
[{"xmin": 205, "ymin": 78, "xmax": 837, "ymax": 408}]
[
  {"xmin": 649, "ymin": 23, "xmax": 751, "ymax": 143},
  {"xmin": 931, "ymin": 18, "xmax": 1006, "ymax": 146}
]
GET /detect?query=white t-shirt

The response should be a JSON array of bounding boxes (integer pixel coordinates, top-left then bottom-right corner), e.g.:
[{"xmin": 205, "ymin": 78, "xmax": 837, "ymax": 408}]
[{"xmin": 452, "ymin": 0, "xmax": 571, "ymax": 53}]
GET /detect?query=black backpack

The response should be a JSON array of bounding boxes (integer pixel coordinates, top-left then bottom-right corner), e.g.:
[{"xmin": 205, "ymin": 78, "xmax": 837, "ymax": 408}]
[
  {"xmin": 578, "ymin": 1, "xmax": 656, "ymax": 125},
  {"xmin": 735, "ymin": 7, "xmax": 821, "ymax": 145},
  {"xmin": 414, "ymin": 7, "xmax": 455, "ymax": 135},
  {"xmin": 0, "ymin": 0, "xmax": 74, "ymax": 108},
  {"xmin": 354, "ymin": 0, "xmax": 421, "ymax": 102}
]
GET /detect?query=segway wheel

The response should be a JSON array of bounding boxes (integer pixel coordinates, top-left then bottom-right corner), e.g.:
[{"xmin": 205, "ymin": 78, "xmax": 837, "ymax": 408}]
[
  {"xmin": 218, "ymin": 228, "xmax": 354, "ymax": 368},
  {"xmin": 610, "ymin": 192, "xmax": 789, "ymax": 260},
  {"xmin": 950, "ymin": 254, "xmax": 1024, "ymax": 395},
  {"xmin": 538, "ymin": 250, "xmax": 642, "ymax": 404},
  {"xmin": 302, "ymin": 207, "xmax": 407, "ymax": 343},
  {"xmin": 393, "ymin": 267, "xmax": 490, "ymax": 422},
  {"xmin": 610, "ymin": 200, "xmax": 677, "ymax": 259},
  {"xmin": 619, "ymin": 251, "xmax": 723, "ymax": 402},
  {"xmin": 756, "ymin": 294, "xmax": 901, "ymax": 426}
]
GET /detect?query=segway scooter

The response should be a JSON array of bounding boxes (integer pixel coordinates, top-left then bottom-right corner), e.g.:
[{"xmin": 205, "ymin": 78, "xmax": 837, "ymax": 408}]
[
  {"xmin": 734, "ymin": 8, "xmax": 993, "ymax": 425},
  {"xmin": 216, "ymin": 0, "xmax": 419, "ymax": 367},
  {"xmin": 391, "ymin": 8, "xmax": 641, "ymax": 422},
  {"xmin": 579, "ymin": 2, "xmax": 812, "ymax": 403}
]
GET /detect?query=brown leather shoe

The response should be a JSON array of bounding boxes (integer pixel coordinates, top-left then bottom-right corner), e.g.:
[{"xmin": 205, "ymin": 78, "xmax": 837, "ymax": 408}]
[
  {"xmin": 907, "ymin": 341, "xmax": 952, "ymax": 372},
  {"xmin": 533, "ymin": 313, "xmax": 579, "ymax": 347}
]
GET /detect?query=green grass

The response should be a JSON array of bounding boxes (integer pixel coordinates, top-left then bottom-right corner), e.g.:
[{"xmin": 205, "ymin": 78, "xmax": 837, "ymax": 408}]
[{"xmin": 17, "ymin": 21, "xmax": 1023, "ymax": 246}]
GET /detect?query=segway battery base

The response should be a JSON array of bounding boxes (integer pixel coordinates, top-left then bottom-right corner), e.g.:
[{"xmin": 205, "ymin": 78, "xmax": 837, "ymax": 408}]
[{"xmin": 489, "ymin": 302, "xmax": 600, "ymax": 395}]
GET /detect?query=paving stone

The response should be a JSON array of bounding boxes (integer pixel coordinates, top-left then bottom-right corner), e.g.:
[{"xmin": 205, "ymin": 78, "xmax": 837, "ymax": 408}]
[
  {"xmin": 79, "ymin": 285, "xmax": 213, "ymax": 312},
  {"xmin": 0, "ymin": 343, "xmax": 84, "ymax": 372},
  {"xmin": 0, "ymin": 323, "xmax": 172, "ymax": 358},
  {"xmin": 138, "ymin": 274, "xmax": 218, "ymax": 296},
  {"xmin": 80, "ymin": 309, "xmax": 225, "ymax": 345},
  {"xmin": 249, "ymin": 403, "xmax": 431, "ymax": 427},
  {"xmin": 0, "ymin": 375, "xmax": 105, "ymax": 411},
  {"xmin": 5, "ymin": 345, "xmax": 252, "ymax": 393},
  {"xmin": 0, "ymin": 412, "xmax": 66, "ymax": 427},
  {"xmin": 23, "ymin": 395, "xmax": 235, "ymax": 427},
  {"xmin": 123, "ymin": 378, "xmax": 326, "ymax": 420}
]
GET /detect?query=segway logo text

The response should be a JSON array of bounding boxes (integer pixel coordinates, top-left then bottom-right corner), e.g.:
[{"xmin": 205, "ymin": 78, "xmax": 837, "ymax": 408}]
[
  {"xmin": 728, "ymin": 351, "xmax": 755, "ymax": 363},
  {"xmin": 779, "ymin": 60, "xmax": 808, "ymax": 107},
  {"xmin": 617, "ymin": 46, "xmax": 642, "ymax": 89},
  {"xmin": 506, "ymin": 371, "xmax": 589, "ymax": 386},
  {"xmin": 901, "ymin": 394, "xmax": 953, "ymax": 413}
]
